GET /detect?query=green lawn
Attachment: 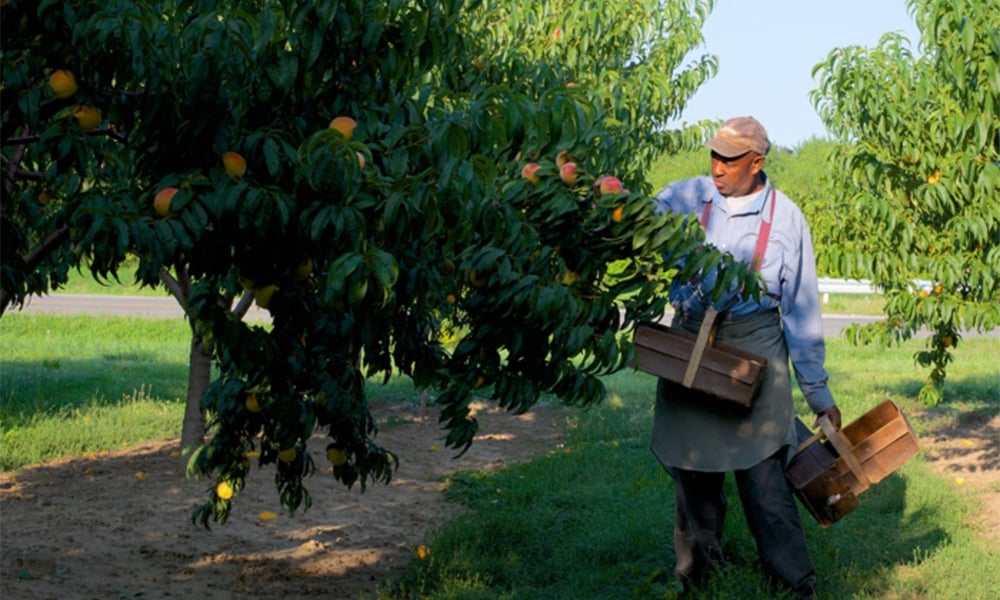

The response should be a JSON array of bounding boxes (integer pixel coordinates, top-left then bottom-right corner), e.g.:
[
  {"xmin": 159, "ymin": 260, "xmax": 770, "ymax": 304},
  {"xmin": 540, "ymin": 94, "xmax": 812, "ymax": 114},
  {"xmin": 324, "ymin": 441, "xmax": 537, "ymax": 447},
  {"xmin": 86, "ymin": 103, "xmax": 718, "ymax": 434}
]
[
  {"xmin": 1, "ymin": 309, "xmax": 997, "ymax": 599},
  {"xmin": 0, "ymin": 313, "xmax": 190, "ymax": 469},
  {"xmin": 377, "ymin": 335, "xmax": 999, "ymax": 599},
  {"xmin": 50, "ymin": 258, "xmax": 165, "ymax": 297}
]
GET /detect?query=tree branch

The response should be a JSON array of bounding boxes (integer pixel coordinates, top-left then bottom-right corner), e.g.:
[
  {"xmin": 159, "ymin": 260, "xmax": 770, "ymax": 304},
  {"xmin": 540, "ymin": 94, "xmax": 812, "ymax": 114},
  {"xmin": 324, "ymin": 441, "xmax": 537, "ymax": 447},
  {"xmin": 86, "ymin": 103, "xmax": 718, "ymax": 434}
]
[
  {"xmin": 4, "ymin": 126, "xmax": 126, "ymax": 148},
  {"xmin": 232, "ymin": 290, "xmax": 254, "ymax": 319},
  {"xmin": 177, "ymin": 263, "xmax": 192, "ymax": 300},
  {"xmin": 2, "ymin": 134, "xmax": 42, "ymax": 146},
  {"xmin": 89, "ymin": 126, "xmax": 128, "ymax": 145},
  {"xmin": 13, "ymin": 169, "xmax": 44, "ymax": 181},
  {"xmin": 0, "ymin": 224, "xmax": 71, "ymax": 316},
  {"xmin": 24, "ymin": 225, "xmax": 71, "ymax": 271},
  {"xmin": 3, "ymin": 126, "xmax": 30, "ymax": 196},
  {"xmin": 159, "ymin": 267, "xmax": 187, "ymax": 306}
]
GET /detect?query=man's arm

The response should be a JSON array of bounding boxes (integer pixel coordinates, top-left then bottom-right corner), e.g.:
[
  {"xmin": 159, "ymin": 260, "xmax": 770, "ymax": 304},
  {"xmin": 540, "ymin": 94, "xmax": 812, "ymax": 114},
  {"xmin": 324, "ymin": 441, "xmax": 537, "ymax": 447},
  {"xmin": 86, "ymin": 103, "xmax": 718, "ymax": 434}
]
[{"xmin": 779, "ymin": 203, "xmax": 839, "ymax": 425}]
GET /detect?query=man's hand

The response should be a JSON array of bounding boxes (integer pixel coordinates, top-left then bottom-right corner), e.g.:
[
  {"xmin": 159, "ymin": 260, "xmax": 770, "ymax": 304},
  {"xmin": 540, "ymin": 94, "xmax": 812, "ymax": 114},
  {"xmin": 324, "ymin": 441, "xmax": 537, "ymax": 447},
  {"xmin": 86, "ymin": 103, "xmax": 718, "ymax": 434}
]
[{"xmin": 812, "ymin": 405, "xmax": 842, "ymax": 431}]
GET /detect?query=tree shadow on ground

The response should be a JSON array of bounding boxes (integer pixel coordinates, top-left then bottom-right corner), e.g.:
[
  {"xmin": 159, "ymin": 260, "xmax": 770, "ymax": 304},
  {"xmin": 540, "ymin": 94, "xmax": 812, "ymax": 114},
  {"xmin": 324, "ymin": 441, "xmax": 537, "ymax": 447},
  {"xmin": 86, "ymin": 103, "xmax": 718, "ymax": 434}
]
[
  {"xmin": 0, "ymin": 357, "xmax": 187, "ymax": 424},
  {"xmin": 880, "ymin": 373, "xmax": 999, "ymax": 471}
]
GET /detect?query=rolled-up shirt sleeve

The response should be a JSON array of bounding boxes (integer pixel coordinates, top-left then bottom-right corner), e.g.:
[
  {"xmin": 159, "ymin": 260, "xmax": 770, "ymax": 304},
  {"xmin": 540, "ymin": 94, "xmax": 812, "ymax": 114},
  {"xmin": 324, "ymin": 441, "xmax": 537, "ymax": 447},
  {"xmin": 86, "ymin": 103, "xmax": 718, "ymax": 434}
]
[{"xmin": 780, "ymin": 214, "xmax": 835, "ymax": 413}]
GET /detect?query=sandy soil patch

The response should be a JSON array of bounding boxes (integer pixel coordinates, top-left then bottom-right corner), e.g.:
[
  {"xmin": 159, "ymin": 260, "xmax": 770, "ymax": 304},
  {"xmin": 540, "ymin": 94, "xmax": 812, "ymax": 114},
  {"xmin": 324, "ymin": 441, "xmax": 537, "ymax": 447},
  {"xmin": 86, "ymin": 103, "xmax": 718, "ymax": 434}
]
[
  {"xmin": 918, "ymin": 408, "xmax": 1000, "ymax": 548},
  {"xmin": 1, "ymin": 400, "xmax": 566, "ymax": 599}
]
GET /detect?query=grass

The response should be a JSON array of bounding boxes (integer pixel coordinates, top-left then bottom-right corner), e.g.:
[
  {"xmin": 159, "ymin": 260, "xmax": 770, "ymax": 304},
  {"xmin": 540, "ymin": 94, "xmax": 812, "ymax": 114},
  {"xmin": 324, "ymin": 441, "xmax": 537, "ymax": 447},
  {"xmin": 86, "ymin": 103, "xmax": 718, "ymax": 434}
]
[
  {"xmin": 819, "ymin": 294, "xmax": 885, "ymax": 316},
  {"xmin": 0, "ymin": 313, "xmax": 424, "ymax": 470},
  {"xmin": 52, "ymin": 257, "xmax": 165, "ymax": 297},
  {"xmin": 0, "ymin": 313, "xmax": 191, "ymax": 469},
  {"xmin": 1, "ymin": 309, "xmax": 997, "ymax": 599},
  {"xmin": 379, "ymin": 336, "xmax": 999, "ymax": 600}
]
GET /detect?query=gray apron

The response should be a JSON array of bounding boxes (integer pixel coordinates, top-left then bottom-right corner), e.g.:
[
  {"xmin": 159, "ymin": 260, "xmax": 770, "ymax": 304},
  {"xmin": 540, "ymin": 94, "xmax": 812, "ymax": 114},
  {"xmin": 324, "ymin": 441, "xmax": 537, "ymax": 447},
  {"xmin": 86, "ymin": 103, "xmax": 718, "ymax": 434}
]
[{"xmin": 651, "ymin": 308, "xmax": 796, "ymax": 472}]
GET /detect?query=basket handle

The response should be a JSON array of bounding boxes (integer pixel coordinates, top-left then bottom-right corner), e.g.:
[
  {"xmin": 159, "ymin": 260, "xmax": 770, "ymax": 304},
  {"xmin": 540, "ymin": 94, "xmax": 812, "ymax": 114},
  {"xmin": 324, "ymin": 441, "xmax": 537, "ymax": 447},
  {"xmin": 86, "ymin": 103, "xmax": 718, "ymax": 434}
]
[
  {"xmin": 682, "ymin": 306, "xmax": 720, "ymax": 388},
  {"xmin": 818, "ymin": 415, "xmax": 871, "ymax": 488}
]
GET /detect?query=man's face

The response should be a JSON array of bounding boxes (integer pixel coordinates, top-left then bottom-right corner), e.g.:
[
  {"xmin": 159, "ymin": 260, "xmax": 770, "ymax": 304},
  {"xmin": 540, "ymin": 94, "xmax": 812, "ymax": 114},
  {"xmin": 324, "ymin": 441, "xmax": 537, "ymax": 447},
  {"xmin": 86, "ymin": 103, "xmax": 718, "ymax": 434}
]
[{"xmin": 710, "ymin": 150, "xmax": 764, "ymax": 197}]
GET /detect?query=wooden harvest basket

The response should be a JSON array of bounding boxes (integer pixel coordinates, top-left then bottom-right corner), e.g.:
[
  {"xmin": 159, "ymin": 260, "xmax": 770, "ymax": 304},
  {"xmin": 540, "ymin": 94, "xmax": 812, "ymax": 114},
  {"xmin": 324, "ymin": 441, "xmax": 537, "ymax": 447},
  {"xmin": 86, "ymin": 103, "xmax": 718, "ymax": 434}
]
[
  {"xmin": 787, "ymin": 399, "xmax": 920, "ymax": 527},
  {"xmin": 631, "ymin": 311, "xmax": 766, "ymax": 407}
]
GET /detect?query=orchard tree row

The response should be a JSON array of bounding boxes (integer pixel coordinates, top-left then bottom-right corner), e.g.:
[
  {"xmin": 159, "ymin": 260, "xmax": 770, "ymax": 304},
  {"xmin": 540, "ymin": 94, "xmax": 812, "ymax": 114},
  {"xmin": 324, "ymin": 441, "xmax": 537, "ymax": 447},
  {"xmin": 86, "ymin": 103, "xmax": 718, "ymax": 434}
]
[
  {"xmin": 811, "ymin": 0, "xmax": 999, "ymax": 405},
  {"xmin": 1, "ymin": 0, "xmax": 755, "ymax": 525}
]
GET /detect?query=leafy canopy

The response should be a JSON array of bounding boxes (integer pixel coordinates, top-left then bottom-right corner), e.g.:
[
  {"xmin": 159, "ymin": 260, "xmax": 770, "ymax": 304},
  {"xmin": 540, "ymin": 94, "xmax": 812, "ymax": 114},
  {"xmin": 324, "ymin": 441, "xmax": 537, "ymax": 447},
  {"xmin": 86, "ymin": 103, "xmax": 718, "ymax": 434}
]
[
  {"xmin": 810, "ymin": 0, "xmax": 999, "ymax": 405},
  {"xmin": 0, "ymin": 0, "xmax": 761, "ymax": 525}
]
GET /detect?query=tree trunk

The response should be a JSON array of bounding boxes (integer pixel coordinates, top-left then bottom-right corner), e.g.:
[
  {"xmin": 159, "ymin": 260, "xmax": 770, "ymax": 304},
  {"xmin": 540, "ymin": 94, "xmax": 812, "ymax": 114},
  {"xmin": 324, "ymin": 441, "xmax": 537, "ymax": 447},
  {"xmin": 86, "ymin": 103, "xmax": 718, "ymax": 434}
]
[
  {"xmin": 159, "ymin": 265, "xmax": 209, "ymax": 450},
  {"xmin": 181, "ymin": 334, "xmax": 212, "ymax": 450},
  {"xmin": 162, "ymin": 266, "xmax": 251, "ymax": 451}
]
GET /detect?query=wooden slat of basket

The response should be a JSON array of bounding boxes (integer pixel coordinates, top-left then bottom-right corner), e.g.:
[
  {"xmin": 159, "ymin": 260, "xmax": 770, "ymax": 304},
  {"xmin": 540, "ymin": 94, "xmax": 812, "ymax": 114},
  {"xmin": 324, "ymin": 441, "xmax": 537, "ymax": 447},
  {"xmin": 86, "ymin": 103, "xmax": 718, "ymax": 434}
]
[{"xmin": 633, "ymin": 324, "xmax": 764, "ymax": 386}]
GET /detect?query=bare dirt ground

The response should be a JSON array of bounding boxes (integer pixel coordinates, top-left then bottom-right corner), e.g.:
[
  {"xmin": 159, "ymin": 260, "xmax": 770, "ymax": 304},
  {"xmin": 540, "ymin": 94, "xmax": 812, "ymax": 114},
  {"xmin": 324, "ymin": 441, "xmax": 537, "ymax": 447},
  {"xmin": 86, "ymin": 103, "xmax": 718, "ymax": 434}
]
[
  {"xmin": 0, "ymin": 400, "xmax": 567, "ymax": 600},
  {"xmin": 916, "ymin": 408, "xmax": 1000, "ymax": 549},
  {"xmin": 2, "ymin": 401, "xmax": 997, "ymax": 600}
]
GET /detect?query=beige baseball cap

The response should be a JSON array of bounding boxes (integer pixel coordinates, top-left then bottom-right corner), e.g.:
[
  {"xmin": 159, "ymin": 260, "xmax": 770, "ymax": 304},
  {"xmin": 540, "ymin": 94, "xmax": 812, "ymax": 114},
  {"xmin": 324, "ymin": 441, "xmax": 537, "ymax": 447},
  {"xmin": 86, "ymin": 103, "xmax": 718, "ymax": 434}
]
[{"xmin": 704, "ymin": 116, "xmax": 771, "ymax": 157}]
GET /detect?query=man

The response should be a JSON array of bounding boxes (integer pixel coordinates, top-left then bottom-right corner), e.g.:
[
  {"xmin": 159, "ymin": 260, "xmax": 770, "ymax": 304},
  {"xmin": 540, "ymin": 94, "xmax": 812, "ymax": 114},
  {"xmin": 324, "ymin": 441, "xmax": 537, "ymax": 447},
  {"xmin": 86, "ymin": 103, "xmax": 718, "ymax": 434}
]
[{"xmin": 651, "ymin": 116, "xmax": 841, "ymax": 599}]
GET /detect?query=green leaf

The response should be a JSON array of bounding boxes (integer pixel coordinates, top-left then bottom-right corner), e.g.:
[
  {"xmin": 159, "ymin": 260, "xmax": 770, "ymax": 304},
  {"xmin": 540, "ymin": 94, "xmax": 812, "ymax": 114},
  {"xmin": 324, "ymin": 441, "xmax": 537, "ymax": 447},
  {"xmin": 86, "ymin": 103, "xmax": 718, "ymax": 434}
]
[{"xmin": 263, "ymin": 138, "xmax": 281, "ymax": 177}]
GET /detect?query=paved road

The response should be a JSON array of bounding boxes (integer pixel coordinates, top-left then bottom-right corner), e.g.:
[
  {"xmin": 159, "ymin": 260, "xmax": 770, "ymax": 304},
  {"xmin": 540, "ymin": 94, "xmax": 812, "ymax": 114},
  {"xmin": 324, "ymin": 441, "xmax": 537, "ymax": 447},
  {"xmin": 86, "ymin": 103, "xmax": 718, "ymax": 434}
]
[
  {"xmin": 16, "ymin": 293, "xmax": 271, "ymax": 321},
  {"xmin": 15, "ymin": 294, "xmax": 902, "ymax": 338}
]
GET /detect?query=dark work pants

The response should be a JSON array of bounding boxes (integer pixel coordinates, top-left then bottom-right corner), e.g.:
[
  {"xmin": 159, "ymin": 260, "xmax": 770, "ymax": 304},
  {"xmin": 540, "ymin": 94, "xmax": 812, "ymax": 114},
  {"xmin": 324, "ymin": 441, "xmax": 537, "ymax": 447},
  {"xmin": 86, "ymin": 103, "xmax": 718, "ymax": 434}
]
[{"xmin": 668, "ymin": 448, "xmax": 817, "ymax": 596}]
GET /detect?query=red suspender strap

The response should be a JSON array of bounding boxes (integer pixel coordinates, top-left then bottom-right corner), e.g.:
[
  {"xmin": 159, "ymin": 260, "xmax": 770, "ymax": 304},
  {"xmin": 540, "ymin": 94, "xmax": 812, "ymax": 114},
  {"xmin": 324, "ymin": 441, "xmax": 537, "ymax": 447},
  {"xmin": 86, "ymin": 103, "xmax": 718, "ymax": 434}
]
[
  {"xmin": 751, "ymin": 189, "xmax": 776, "ymax": 272},
  {"xmin": 699, "ymin": 189, "xmax": 776, "ymax": 272}
]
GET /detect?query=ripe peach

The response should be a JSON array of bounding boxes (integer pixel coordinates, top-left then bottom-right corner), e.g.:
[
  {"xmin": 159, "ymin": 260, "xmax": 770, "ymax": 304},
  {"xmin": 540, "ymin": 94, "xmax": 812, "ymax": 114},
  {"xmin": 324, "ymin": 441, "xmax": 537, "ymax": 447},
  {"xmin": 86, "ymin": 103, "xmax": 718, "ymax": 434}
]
[
  {"xmin": 559, "ymin": 162, "xmax": 578, "ymax": 185},
  {"xmin": 521, "ymin": 162, "xmax": 541, "ymax": 184},
  {"xmin": 223, "ymin": 151, "xmax": 247, "ymax": 178},
  {"xmin": 329, "ymin": 116, "xmax": 357, "ymax": 141},
  {"xmin": 49, "ymin": 70, "xmax": 78, "ymax": 99},
  {"xmin": 598, "ymin": 175, "xmax": 623, "ymax": 195},
  {"xmin": 153, "ymin": 187, "xmax": 178, "ymax": 217},
  {"xmin": 73, "ymin": 105, "xmax": 101, "ymax": 132},
  {"xmin": 277, "ymin": 447, "xmax": 297, "ymax": 463},
  {"xmin": 326, "ymin": 444, "xmax": 348, "ymax": 466},
  {"xmin": 245, "ymin": 393, "xmax": 262, "ymax": 413},
  {"xmin": 216, "ymin": 481, "xmax": 234, "ymax": 499},
  {"xmin": 556, "ymin": 150, "xmax": 571, "ymax": 168}
]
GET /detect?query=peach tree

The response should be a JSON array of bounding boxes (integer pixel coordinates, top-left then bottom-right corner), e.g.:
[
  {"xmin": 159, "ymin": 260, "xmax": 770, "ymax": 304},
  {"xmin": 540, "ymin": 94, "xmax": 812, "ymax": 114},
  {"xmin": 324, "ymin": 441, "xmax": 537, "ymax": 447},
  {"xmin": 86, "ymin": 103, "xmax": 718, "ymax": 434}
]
[
  {"xmin": 1, "ymin": 0, "xmax": 760, "ymax": 525},
  {"xmin": 811, "ymin": 0, "xmax": 999, "ymax": 406}
]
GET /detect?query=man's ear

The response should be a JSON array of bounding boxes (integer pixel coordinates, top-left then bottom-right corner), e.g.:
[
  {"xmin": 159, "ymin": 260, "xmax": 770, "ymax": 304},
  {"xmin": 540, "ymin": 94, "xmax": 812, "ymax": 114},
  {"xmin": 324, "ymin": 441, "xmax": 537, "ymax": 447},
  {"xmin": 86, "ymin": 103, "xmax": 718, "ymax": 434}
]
[{"xmin": 750, "ymin": 154, "xmax": 765, "ymax": 175}]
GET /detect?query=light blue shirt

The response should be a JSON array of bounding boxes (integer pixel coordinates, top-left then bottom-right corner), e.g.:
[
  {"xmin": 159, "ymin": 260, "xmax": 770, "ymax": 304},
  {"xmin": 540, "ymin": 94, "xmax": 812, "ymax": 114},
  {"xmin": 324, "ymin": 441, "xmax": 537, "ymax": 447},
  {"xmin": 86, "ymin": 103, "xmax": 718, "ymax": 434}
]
[{"xmin": 654, "ymin": 175, "xmax": 835, "ymax": 412}]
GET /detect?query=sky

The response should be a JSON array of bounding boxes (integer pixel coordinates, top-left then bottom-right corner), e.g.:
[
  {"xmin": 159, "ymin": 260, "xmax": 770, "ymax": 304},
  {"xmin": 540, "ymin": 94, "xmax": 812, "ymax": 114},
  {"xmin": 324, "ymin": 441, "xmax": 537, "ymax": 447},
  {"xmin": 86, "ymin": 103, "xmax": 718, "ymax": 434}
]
[{"xmin": 674, "ymin": 0, "xmax": 922, "ymax": 148}]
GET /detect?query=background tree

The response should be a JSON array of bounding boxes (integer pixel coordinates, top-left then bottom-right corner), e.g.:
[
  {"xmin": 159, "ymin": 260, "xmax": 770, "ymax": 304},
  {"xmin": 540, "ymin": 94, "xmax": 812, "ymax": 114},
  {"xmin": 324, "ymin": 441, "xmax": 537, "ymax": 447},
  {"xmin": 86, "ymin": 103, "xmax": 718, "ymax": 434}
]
[
  {"xmin": 2, "ymin": 0, "xmax": 762, "ymax": 525},
  {"xmin": 810, "ymin": 0, "xmax": 999, "ymax": 406}
]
